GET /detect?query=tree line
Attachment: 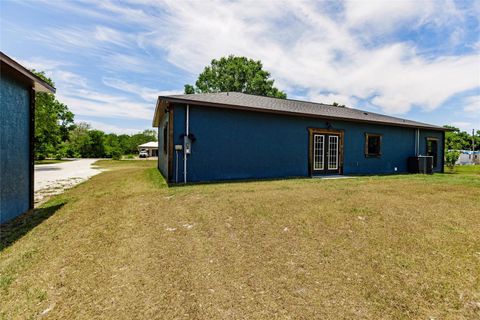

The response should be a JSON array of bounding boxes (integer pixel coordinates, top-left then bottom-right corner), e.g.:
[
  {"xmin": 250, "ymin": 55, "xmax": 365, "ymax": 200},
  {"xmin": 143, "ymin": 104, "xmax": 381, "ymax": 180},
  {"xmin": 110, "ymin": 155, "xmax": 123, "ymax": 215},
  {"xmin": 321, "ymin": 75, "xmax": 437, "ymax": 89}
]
[
  {"xmin": 33, "ymin": 56, "xmax": 478, "ymax": 162},
  {"xmin": 33, "ymin": 71, "xmax": 156, "ymax": 160},
  {"xmin": 444, "ymin": 125, "xmax": 479, "ymax": 151}
]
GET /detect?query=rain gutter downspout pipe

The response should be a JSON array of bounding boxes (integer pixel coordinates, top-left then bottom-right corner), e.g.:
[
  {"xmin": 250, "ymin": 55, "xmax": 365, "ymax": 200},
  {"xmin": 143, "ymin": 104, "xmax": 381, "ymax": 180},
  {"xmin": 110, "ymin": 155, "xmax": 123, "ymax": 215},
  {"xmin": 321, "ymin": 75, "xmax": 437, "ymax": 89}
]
[
  {"xmin": 415, "ymin": 129, "xmax": 420, "ymax": 156},
  {"xmin": 184, "ymin": 104, "xmax": 190, "ymax": 183}
]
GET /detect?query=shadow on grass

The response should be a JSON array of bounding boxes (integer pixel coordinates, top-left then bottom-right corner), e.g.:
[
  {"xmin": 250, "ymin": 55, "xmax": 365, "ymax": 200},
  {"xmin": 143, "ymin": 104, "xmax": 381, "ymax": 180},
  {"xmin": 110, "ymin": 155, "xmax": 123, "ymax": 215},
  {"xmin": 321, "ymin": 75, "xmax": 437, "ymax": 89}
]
[
  {"xmin": 168, "ymin": 175, "xmax": 310, "ymax": 188},
  {"xmin": 0, "ymin": 201, "xmax": 66, "ymax": 251}
]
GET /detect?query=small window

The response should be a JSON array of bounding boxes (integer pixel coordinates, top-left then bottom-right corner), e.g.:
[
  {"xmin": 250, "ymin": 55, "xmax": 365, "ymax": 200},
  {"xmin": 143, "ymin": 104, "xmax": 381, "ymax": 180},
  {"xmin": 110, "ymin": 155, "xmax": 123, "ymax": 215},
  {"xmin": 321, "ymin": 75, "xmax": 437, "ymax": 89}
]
[
  {"xmin": 365, "ymin": 133, "xmax": 382, "ymax": 157},
  {"xmin": 163, "ymin": 123, "xmax": 168, "ymax": 154}
]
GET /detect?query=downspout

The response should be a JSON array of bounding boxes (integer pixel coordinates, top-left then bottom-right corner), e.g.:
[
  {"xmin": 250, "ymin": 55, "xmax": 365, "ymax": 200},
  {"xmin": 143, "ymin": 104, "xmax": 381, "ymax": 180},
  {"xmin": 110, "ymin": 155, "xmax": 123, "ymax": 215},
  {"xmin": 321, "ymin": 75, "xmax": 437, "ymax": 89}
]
[
  {"xmin": 415, "ymin": 129, "xmax": 420, "ymax": 156},
  {"xmin": 184, "ymin": 104, "xmax": 190, "ymax": 183},
  {"xmin": 441, "ymin": 130, "xmax": 445, "ymax": 173}
]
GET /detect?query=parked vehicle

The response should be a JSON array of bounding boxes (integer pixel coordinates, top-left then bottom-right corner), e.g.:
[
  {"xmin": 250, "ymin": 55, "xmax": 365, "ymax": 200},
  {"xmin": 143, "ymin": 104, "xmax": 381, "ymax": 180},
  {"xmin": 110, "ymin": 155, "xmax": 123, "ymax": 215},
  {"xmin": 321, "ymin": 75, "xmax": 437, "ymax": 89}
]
[{"xmin": 139, "ymin": 150, "xmax": 148, "ymax": 158}]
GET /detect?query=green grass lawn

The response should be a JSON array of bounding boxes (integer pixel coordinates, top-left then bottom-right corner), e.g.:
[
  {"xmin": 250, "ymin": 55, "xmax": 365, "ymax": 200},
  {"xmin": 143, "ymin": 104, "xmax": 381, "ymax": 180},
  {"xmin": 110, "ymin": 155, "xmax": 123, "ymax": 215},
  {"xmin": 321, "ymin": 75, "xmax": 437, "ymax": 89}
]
[
  {"xmin": 1, "ymin": 161, "xmax": 479, "ymax": 319},
  {"xmin": 445, "ymin": 164, "xmax": 480, "ymax": 175}
]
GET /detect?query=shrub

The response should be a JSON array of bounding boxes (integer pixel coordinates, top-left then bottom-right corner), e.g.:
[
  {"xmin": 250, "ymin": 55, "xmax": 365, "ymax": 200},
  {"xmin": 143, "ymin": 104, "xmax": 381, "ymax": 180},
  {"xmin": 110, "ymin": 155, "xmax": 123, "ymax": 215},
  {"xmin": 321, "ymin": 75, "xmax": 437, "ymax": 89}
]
[
  {"xmin": 445, "ymin": 150, "xmax": 460, "ymax": 171},
  {"xmin": 110, "ymin": 149, "xmax": 122, "ymax": 160}
]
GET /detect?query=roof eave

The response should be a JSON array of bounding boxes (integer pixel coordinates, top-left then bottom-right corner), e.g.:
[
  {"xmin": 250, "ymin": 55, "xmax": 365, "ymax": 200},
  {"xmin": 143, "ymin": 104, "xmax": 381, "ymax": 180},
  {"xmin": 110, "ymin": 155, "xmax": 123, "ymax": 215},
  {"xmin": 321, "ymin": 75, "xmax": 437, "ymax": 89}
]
[
  {"xmin": 153, "ymin": 97, "xmax": 170, "ymax": 127},
  {"xmin": 159, "ymin": 96, "xmax": 447, "ymax": 131},
  {"xmin": 1, "ymin": 52, "xmax": 56, "ymax": 94}
]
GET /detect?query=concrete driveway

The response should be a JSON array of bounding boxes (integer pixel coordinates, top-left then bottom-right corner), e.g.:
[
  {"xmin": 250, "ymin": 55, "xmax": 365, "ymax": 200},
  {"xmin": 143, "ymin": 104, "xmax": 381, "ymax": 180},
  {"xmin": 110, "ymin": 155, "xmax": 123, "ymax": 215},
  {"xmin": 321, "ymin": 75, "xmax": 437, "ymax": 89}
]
[{"xmin": 34, "ymin": 159, "xmax": 103, "ymax": 204}]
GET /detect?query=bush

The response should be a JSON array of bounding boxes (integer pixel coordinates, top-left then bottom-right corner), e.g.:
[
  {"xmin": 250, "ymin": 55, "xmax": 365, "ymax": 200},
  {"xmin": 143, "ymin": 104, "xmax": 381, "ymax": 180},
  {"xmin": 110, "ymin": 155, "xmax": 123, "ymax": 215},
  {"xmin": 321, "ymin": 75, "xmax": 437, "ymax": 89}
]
[
  {"xmin": 111, "ymin": 150, "xmax": 122, "ymax": 160},
  {"xmin": 445, "ymin": 150, "xmax": 460, "ymax": 171}
]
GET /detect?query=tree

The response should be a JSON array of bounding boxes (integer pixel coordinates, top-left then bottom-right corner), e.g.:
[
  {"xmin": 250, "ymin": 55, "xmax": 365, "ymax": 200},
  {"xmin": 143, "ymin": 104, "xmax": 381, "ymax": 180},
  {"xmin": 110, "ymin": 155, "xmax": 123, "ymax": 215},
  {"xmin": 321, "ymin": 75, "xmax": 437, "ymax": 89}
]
[
  {"xmin": 104, "ymin": 133, "xmax": 122, "ymax": 159},
  {"xmin": 332, "ymin": 102, "xmax": 346, "ymax": 107},
  {"xmin": 123, "ymin": 130, "xmax": 157, "ymax": 154},
  {"xmin": 184, "ymin": 55, "xmax": 286, "ymax": 98},
  {"xmin": 83, "ymin": 130, "xmax": 106, "ymax": 158},
  {"xmin": 444, "ymin": 125, "xmax": 479, "ymax": 151},
  {"xmin": 32, "ymin": 71, "xmax": 74, "ymax": 159},
  {"xmin": 67, "ymin": 122, "xmax": 91, "ymax": 158}
]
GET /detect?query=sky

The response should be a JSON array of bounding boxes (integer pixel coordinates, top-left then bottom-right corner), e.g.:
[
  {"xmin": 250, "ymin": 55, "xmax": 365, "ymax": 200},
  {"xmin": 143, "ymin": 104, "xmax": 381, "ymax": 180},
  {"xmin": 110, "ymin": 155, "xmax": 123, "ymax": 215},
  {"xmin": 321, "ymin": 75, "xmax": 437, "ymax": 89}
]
[{"xmin": 1, "ymin": 0, "xmax": 479, "ymax": 134}]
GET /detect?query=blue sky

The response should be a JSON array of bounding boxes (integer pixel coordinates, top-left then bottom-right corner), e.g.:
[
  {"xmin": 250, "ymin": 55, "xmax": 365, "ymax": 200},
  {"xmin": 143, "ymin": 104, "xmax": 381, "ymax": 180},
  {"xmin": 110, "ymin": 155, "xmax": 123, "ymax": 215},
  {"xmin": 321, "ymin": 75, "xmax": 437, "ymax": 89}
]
[{"xmin": 1, "ymin": 0, "xmax": 479, "ymax": 134}]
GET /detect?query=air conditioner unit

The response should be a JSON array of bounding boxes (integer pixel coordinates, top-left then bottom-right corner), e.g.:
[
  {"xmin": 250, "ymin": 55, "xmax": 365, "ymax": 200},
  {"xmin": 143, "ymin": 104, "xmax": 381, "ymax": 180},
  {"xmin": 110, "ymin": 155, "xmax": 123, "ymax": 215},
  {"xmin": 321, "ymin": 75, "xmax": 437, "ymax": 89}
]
[{"xmin": 407, "ymin": 156, "xmax": 433, "ymax": 174}]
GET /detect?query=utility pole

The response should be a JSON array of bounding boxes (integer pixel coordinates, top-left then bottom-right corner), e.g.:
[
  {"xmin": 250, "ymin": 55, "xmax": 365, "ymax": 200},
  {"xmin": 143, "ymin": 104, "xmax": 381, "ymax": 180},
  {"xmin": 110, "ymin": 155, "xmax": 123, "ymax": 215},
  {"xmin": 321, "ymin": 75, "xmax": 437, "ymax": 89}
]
[
  {"xmin": 473, "ymin": 129, "xmax": 476, "ymax": 152},
  {"xmin": 473, "ymin": 129, "xmax": 477, "ymax": 164},
  {"xmin": 472, "ymin": 129, "xmax": 480, "ymax": 164}
]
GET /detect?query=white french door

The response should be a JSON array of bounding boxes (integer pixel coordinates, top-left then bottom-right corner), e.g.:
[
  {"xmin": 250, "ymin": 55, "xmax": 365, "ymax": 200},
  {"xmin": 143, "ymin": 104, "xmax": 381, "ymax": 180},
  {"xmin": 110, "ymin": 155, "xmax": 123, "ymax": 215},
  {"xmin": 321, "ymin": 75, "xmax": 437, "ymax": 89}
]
[
  {"xmin": 313, "ymin": 134, "xmax": 325, "ymax": 170},
  {"xmin": 311, "ymin": 133, "xmax": 341, "ymax": 174},
  {"xmin": 328, "ymin": 136, "xmax": 339, "ymax": 170}
]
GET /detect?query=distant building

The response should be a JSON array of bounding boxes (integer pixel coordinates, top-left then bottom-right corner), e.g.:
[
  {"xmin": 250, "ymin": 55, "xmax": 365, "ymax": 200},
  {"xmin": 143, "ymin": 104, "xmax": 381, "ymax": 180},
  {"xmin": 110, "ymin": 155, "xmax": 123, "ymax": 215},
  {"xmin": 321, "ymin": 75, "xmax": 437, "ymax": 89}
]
[
  {"xmin": 138, "ymin": 141, "xmax": 158, "ymax": 157},
  {"xmin": 456, "ymin": 150, "xmax": 480, "ymax": 165},
  {"xmin": 1, "ymin": 52, "xmax": 55, "ymax": 224},
  {"xmin": 152, "ymin": 92, "xmax": 446, "ymax": 183}
]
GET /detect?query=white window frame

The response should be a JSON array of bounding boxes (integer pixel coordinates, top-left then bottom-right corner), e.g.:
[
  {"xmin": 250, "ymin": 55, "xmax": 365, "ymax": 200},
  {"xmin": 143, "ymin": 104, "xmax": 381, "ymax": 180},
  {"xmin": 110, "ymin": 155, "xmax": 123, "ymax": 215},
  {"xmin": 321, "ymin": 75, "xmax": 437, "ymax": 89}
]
[
  {"xmin": 313, "ymin": 134, "xmax": 325, "ymax": 171},
  {"xmin": 328, "ymin": 135, "xmax": 339, "ymax": 170}
]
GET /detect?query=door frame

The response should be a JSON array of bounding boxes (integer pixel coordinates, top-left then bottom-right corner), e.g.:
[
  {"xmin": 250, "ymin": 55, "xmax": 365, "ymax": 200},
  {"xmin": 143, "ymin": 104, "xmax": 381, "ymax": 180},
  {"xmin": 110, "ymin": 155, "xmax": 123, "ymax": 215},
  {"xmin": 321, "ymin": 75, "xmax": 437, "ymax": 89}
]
[
  {"xmin": 425, "ymin": 137, "xmax": 439, "ymax": 170},
  {"xmin": 308, "ymin": 128, "xmax": 344, "ymax": 176}
]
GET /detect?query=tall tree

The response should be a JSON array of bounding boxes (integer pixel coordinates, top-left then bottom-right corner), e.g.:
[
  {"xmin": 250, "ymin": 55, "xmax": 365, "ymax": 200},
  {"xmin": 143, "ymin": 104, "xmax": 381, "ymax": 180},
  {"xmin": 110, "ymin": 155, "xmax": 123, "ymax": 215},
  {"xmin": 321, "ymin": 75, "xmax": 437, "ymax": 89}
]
[
  {"xmin": 32, "ymin": 71, "xmax": 74, "ymax": 159},
  {"xmin": 444, "ymin": 125, "xmax": 479, "ymax": 151},
  {"xmin": 184, "ymin": 55, "xmax": 286, "ymax": 98},
  {"xmin": 125, "ymin": 130, "xmax": 158, "ymax": 154},
  {"xmin": 67, "ymin": 122, "xmax": 91, "ymax": 157}
]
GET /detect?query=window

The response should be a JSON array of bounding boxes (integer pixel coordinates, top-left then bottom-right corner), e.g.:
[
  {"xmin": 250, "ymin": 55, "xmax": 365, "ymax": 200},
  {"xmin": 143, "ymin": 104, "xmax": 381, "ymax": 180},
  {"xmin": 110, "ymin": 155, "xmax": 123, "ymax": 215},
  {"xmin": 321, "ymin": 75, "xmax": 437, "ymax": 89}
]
[
  {"xmin": 365, "ymin": 133, "xmax": 382, "ymax": 157},
  {"xmin": 163, "ymin": 123, "xmax": 168, "ymax": 154}
]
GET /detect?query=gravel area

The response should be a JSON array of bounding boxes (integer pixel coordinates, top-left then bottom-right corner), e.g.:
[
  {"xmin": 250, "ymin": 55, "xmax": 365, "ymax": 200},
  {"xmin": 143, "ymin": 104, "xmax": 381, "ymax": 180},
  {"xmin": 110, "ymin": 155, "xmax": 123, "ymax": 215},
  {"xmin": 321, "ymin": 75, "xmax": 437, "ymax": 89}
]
[{"xmin": 34, "ymin": 159, "xmax": 103, "ymax": 204}]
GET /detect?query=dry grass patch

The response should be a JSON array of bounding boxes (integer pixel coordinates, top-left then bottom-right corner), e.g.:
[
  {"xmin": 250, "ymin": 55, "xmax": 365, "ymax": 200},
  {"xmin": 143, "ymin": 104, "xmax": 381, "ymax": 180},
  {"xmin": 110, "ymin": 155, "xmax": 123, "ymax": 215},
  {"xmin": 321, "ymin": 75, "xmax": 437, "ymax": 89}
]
[{"xmin": 1, "ymin": 161, "xmax": 479, "ymax": 319}]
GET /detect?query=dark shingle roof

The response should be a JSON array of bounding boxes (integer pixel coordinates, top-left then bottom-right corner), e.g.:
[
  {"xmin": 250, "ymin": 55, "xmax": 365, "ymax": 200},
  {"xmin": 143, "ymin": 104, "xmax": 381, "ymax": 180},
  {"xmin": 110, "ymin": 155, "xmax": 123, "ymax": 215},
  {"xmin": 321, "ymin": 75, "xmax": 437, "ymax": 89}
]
[{"xmin": 154, "ymin": 92, "xmax": 445, "ymax": 130}]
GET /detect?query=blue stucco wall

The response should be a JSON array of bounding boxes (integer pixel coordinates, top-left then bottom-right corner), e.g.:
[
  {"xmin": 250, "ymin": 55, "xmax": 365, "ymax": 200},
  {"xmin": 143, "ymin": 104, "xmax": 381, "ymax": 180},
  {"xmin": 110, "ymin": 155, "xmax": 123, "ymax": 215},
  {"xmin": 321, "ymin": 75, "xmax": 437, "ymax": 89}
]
[
  {"xmin": 157, "ymin": 113, "xmax": 169, "ymax": 177},
  {"xmin": 170, "ymin": 103, "xmax": 444, "ymax": 183},
  {"xmin": 0, "ymin": 74, "xmax": 31, "ymax": 223}
]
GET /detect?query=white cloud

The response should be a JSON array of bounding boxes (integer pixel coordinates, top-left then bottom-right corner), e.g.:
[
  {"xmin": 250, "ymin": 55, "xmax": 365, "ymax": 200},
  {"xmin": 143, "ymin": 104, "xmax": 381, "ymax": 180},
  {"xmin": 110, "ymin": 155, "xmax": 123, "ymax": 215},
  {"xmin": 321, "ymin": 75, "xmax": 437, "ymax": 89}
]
[
  {"xmin": 18, "ymin": 57, "xmax": 155, "ymax": 120},
  {"xmin": 23, "ymin": 0, "xmax": 480, "ymax": 120},
  {"xmin": 344, "ymin": 0, "xmax": 426, "ymax": 31},
  {"xmin": 101, "ymin": 53, "xmax": 150, "ymax": 73},
  {"xmin": 451, "ymin": 121, "xmax": 474, "ymax": 132},
  {"xmin": 91, "ymin": 0, "xmax": 478, "ymax": 115},
  {"xmin": 57, "ymin": 91, "xmax": 154, "ymax": 120},
  {"xmin": 464, "ymin": 95, "xmax": 480, "ymax": 114},
  {"xmin": 102, "ymin": 77, "xmax": 181, "ymax": 101},
  {"xmin": 306, "ymin": 92, "xmax": 357, "ymax": 108},
  {"xmin": 94, "ymin": 26, "xmax": 132, "ymax": 47},
  {"xmin": 75, "ymin": 119, "xmax": 143, "ymax": 135},
  {"xmin": 15, "ymin": 57, "xmax": 71, "ymax": 72}
]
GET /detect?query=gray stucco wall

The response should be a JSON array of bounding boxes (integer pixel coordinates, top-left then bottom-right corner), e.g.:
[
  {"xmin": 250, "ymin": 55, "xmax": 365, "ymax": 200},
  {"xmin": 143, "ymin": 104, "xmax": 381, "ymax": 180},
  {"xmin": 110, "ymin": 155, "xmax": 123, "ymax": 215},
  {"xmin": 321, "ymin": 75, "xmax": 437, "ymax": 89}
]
[{"xmin": 0, "ymin": 74, "xmax": 31, "ymax": 223}]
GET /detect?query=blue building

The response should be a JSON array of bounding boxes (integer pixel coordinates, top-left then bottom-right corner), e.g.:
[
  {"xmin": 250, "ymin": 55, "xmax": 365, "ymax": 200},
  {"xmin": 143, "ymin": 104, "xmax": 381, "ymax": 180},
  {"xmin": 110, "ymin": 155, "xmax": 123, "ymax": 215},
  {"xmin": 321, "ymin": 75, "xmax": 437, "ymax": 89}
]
[
  {"xmin": 153, "ymin": 92, "xmax": 446, "ymax": 183},
  {"xmin": 0, "ymin": 52, "xmax": 55, "ymax": 224}
]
